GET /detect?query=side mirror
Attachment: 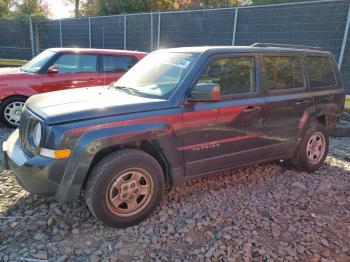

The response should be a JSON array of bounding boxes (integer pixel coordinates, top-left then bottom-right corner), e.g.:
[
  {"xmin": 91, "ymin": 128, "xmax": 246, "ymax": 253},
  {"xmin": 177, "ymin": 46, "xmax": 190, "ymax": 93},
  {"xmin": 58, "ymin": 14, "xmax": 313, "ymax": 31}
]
[
  {"xmin": 189, "ymin": 83, "xmax": 221, "ymax": 102},
  {"xmin": 47, "ymin": 65, "xmax": 58, "ymax": 74}
]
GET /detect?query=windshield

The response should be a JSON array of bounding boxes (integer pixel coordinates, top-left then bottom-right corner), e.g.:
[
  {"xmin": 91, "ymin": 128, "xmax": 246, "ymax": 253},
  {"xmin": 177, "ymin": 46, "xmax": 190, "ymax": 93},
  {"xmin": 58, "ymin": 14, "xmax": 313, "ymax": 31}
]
[
  {"xmin": 22, "ymin": 50, "xmax": 56, "ymax": 73},
  {"xmin": 112, "ymin": 52, "xmax": 199, "ymax": 99}
]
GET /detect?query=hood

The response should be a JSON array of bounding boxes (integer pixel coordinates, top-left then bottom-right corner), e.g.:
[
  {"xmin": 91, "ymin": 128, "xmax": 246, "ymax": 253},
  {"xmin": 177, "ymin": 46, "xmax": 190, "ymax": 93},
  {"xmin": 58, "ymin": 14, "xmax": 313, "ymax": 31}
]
[
  {"xmin": 0, "ymin": 67, "xmax": 24, "ymax": 76},
  {"xmin": 0, "ymin": 67, "xmax": 30, "ymax": 82},
  {"xmin": 26, "ymin": 86, "xmax": 171, "ymax": 125}
]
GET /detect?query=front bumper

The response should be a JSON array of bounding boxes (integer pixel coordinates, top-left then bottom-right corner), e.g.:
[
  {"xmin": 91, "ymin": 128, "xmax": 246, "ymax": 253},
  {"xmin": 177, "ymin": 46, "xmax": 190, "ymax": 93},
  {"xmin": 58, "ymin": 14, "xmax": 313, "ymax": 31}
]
[{"xmin": 3, "ymin": 130, "xmax": 80, "ymax": 202}]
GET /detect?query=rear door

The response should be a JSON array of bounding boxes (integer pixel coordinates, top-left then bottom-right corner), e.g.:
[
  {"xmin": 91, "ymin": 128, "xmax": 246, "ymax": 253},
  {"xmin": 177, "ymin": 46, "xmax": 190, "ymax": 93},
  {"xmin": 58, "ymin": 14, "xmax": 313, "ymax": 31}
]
[
  {"xmin": 305, "ymin": 55, "xmax": 341, "ymax": 114},
  {"xmin": 100, "ymin": 55, "xmax": 138, "ymax": 86},
  {"xmin": 41, "ymin": 53, "xmax": 99, "ymax": 92},
  {"xmin": 260, "ymin": 54, "xmax": 312, "ymax": 158},
  {"xmin": 182, "ymin": 54, "xmax": 265, "ymax": 176}
]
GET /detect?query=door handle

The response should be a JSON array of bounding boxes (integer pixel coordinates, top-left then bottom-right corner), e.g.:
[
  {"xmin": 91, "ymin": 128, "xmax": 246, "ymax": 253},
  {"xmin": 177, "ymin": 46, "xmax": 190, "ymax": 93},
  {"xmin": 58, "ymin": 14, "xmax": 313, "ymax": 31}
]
[
  {"xmin": 242, "ymin": 106, "xmax": 261, "ymax": 113},
  {"xmin": 296, "ymin": 99, "xmax": 310, "ymax": 105}
]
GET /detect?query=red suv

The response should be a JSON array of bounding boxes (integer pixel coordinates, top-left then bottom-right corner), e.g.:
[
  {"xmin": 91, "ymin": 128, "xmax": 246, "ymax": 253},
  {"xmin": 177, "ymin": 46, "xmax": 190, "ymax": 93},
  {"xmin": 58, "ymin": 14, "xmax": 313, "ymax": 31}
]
[{"xmin": 0, "ymin": 48, "xmax": 147, "ymax": 127}]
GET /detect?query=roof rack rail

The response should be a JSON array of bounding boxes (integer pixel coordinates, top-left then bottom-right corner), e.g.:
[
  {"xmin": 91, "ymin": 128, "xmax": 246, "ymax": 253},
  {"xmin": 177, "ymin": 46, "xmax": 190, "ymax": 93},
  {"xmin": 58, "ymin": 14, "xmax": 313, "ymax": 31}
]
[{"xmin": 251, "ymin": 43, "xmax": 324, "ymax": 51}]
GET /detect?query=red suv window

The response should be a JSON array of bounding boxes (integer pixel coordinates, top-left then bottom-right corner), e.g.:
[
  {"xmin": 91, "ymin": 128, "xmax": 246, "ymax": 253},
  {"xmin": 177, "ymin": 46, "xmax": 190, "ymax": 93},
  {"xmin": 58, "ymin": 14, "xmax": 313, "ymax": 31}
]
[
  {"xmin": 102, "ymin": 55, "xmax": 138, "ymax": 73},
  {"xmin": 54, "ymin": 53, "xmax": 98, "ymax": 73}
]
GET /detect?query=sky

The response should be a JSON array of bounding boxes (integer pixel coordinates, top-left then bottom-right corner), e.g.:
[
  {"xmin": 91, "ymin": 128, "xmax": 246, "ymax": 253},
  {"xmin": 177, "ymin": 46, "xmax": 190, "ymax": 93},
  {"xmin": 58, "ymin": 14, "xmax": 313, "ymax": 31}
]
[{"xmin": 46, "ymin": 0, "xmax": 73, "ymax": 19}]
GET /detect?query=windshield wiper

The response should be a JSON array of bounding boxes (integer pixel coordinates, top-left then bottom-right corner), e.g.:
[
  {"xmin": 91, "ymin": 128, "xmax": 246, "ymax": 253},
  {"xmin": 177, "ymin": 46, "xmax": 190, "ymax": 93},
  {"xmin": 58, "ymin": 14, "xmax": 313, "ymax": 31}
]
[{"xmin": 113, "ymin": 86, "xmax": 140, "ymax": 93}]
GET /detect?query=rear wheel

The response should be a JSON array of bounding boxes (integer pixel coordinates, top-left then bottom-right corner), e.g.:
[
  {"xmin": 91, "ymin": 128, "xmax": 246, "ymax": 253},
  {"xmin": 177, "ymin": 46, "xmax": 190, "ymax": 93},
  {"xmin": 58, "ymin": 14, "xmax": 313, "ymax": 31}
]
[
  {"xmin": 291, "ymin": 123, "xmax": 329, "ymax": 172},
  {"xmin": 85, "ymin": 149, "xmax": 165, "ymax": 228},
  {"xmin": 0, "ymin": 96, "xmax": 26, "ymax": 128}
]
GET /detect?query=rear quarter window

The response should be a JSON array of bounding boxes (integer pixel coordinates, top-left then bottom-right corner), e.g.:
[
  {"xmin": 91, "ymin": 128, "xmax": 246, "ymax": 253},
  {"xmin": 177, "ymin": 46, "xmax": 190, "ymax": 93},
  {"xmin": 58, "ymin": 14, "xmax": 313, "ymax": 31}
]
[{"xmin": 305, "ymin": 56, "xmax": 336, "ymax": 88}]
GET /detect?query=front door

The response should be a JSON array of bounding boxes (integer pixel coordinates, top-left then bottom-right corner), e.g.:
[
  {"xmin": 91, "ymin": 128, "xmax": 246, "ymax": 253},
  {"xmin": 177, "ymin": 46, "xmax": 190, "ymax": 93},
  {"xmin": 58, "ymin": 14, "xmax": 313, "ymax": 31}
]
[
  {"xmin": 182, "ymin": 54, "xmax": 264, "ymax": 176},
  {"xmin": 260, "ymin": 54, "xmax": 312, "ymax": 158},
  {"xmin": 41, "ymin": 53, "xmax": 100, "ymax": 92}
]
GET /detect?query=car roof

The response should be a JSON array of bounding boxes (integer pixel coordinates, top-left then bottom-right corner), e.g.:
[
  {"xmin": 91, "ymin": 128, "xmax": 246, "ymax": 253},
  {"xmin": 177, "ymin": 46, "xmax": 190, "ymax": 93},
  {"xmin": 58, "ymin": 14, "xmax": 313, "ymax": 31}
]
[
  {"xmin": 47, "ymin": 47, "xmax": 148, "ymax": 56},
  {"xmin": 158, "ymin": 46, "xmax": 332, "ymax": 56}
]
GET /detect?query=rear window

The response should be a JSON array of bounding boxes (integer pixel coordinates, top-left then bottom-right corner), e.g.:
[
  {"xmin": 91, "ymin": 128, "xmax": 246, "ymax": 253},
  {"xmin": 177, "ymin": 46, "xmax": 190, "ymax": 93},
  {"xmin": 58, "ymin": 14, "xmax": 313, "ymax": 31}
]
[{"xmin": 305, "ymin": 56, "xmax": 336, "ymax": 88}]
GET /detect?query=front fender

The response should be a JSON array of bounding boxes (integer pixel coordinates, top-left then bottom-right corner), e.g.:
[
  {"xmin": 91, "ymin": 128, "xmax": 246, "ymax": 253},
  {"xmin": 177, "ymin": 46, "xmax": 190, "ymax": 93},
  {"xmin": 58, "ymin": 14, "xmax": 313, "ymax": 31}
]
[
  {"xmin": 60, "ymin": 122, "xmax": 182, "ymax": 189},
  {"xmin": 0, "ymin": 85, "xmax": 37, "ymax": 100}
]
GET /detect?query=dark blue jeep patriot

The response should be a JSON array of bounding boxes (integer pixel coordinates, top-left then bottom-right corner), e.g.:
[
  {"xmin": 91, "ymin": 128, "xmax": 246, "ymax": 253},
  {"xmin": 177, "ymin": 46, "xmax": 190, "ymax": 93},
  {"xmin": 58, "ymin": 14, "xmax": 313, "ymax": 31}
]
[{"xmin": 3, "ymin": 44, "xmax": 345, "ymax": 227}]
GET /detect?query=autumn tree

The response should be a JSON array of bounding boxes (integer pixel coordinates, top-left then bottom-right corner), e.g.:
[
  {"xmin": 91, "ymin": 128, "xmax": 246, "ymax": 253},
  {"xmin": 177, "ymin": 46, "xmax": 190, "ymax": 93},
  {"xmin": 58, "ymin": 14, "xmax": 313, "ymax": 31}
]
[{"xmin": 152, "ymin": 0, "xmax": 179, "ymax": 11}]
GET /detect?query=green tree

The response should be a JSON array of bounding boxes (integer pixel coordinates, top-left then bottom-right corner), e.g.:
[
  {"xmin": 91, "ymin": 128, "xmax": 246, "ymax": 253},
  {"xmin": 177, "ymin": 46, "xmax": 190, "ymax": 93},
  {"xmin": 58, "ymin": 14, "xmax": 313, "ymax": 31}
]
[
  {"xmin": 252, "ymin": 0, "xmax": 310, "ymax": 4},
  {"xmin": 12, "ymin": 0, "xmax": 49, "ymax": 17},
  {"xmin": 80, "ymin": 0, "xmax": 97, "ymax": 16},
  {"xmin": 0, "ymin": 0, "xmax": 12, "ymax": 17},
  {"xmin": 94, "ymin": 0, "xmax": 150, "ymax": 15},
  {"xmin": 178, "ymin": 0, "xmax": 239, "ymax": 9},
  {"xmin": 64, "ymin": 0, "xmax": 82, "ymax": 17}
]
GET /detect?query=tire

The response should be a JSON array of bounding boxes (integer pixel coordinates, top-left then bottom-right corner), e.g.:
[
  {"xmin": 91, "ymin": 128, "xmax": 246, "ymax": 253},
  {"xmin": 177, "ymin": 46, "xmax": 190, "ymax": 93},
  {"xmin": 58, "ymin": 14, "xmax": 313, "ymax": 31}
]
[
  {"xmin": 0, "ymin": 96, "xmax": 27, "ymax": 128},
  {"xmin": 85, "ymin": 149, "xmax": 165, "ymax": 228},
  {"xmin": 291, "ymin": 123, "xmax": 329, "ymax": 172}
]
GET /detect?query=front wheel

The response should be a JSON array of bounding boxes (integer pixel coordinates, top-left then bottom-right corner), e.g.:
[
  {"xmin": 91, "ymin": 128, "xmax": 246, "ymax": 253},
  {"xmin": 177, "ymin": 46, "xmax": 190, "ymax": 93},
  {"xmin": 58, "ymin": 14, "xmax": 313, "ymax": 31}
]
[
  {"xmin": 291, "ymin": 123, "xmax": 329, "ymax": 172},
  {"xmin": 0, "ymin": 96, "xmax": 26, "ymax": 128},
  {"xmin": 85, "ymin": 149, "xmax": 165, "ymax": 228}
]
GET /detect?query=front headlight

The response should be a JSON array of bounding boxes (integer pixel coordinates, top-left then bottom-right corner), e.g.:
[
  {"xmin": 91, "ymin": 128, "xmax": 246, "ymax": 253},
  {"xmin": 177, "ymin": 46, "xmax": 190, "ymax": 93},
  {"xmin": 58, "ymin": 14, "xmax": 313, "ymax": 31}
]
[{"xmin": 32, "ymin": 122, "xmax": 42, "ymax": 147}]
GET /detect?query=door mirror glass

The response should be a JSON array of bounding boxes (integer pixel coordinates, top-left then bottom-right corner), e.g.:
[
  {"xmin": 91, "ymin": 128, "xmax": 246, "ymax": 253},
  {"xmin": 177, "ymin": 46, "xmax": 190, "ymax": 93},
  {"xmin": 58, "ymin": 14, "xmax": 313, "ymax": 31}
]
[
  {"xmin": 47, "ymin": 65, "xmax": 58, "ymax": 74},
  {"xmin": 189, "ymin": 83, "xmax": 221, "ymax": 102}
]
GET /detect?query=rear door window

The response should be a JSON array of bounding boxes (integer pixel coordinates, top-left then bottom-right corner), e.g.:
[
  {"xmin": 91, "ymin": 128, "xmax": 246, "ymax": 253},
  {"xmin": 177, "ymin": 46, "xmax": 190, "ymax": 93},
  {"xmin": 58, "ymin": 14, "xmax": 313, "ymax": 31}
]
[
  {"xmin": 305, "ymin": 56, "xmax": 336, "ymax": 88},
  {"xmin": 102, "ymin": 55, "xmax": 138, "ymax": 73},
  {"xmin": 262, "ymin": 56, "xmax": 305, "ymax": 91}
]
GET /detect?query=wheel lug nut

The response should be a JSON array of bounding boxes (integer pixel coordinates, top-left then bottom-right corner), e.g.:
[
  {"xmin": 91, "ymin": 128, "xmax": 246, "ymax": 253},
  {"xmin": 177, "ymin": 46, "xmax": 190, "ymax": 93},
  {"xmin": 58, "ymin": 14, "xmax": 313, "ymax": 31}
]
[
  {"xmin": 124, "ymin": 186, "xmax": 128, "ymax": 190},
  {"xmin": 134, "ymin": 189, "xmax": 138, "ymax": 193},
  {"xmin": 131, "ymin": 183, "xmax": 135, "ymax": 187}
]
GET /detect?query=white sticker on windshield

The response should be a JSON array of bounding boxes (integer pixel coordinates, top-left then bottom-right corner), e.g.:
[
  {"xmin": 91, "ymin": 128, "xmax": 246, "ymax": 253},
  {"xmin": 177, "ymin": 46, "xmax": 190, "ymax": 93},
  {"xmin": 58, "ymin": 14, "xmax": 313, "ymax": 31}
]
[{"xmin": 164, "ymin": 57, "xmax": 191, "ymax": 69}]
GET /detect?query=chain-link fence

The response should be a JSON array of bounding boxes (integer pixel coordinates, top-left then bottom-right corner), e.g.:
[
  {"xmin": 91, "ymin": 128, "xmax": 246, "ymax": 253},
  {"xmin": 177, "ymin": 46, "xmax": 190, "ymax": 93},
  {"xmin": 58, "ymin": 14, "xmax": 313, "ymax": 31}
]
[
  {"xmin": 0, "ymin": 18, "xmax": 33, "ymax": 60},
  {"xmin": 0, "ymin": 0, "xmax": 349, "ymax": 93}
]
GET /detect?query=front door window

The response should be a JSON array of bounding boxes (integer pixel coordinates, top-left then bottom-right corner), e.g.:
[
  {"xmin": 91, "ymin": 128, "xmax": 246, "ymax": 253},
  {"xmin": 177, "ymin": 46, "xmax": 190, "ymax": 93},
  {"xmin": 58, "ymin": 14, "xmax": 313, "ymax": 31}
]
[{"xmin": 54, "ymin": 53, "xmax": 97, "ymax": 73}]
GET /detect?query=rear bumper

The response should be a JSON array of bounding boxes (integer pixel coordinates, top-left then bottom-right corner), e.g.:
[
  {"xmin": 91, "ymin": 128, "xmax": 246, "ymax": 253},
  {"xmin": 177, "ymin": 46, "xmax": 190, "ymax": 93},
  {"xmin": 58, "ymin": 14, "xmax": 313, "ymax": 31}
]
[{"xmin": 3, "ymin": 130, "xmax": 80, "ymax": 202}]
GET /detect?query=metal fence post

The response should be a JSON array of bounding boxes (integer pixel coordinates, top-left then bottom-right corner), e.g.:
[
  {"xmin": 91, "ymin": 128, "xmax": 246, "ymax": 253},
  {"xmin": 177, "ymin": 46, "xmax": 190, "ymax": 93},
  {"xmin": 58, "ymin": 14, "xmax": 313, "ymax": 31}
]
[
  {"xmin": 232, "ymin": 8, "xmax": 238, "ymax": 46},
  {"xmin": 150, "ymin": 13, "xmax": 153, "ymax": 51},
  {"xmin": 59, "ymin": 20, "xmax": 63, "ymax": 47},
  {"xmin": 88, "ymin": 17, "xmax": 92, "ymax": 48},
  {"xmin": 338, "ymin": 3, "xmax": 350, "ymax": 70},
  {"xmin": 157, "ymin": 13, "xmax": 161, "ymax": 49},
  {"xmin": 29, "ymin": 16, "xmax": 35, "ymax": 58},
  {"xmin": 124, "ymin": 14, "xmax": 127, "ymax": 50},
  {"xmin": 102, "ymin": 27, "xmax": 105, "ymax": 48}
]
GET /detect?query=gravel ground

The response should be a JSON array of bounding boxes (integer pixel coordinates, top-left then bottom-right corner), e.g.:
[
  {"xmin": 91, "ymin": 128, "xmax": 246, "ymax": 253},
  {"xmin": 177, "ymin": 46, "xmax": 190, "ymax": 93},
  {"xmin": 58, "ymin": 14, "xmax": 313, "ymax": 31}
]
[{"xmin": 0, "ymin": 125, "xmax": 349, "ymax": 262}]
